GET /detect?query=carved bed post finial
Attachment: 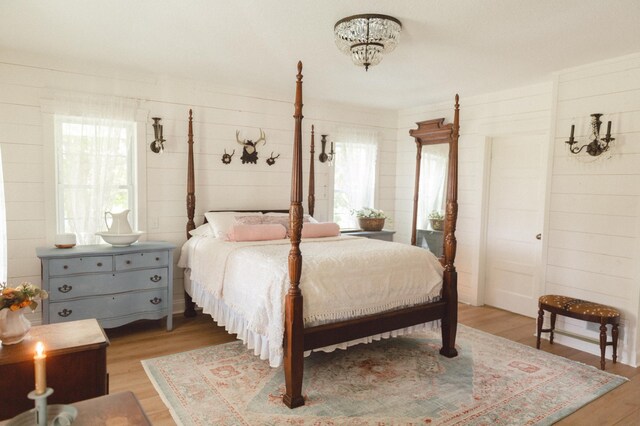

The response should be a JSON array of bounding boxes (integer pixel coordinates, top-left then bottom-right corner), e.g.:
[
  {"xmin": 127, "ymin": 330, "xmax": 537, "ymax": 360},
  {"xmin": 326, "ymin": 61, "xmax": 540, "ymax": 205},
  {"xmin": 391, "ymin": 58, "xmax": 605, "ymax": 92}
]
[
  {"xmin": 184, "ymin": 108, "xmax": 197, "ymax": 318},
  {"xmin": 284, "ymin": 61, "xmax": 305, "ymax": 409},
  {"xmin": 308, "ymin": 125, "xmax": 315, "ymax": 217}
]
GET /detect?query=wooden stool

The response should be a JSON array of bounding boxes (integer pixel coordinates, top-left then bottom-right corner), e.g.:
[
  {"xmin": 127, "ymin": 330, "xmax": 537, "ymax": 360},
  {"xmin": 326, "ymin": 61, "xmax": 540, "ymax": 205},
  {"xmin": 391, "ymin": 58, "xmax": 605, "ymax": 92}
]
[{"xmin": 537, "ymin": 295, "xmax": 620, "ymax": 370}]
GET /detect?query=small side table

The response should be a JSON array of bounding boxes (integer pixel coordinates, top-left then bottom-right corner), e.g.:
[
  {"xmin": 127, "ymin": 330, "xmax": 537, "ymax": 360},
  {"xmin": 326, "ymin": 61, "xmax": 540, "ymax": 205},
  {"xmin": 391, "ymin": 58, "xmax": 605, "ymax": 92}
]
[
  {"xmin": 72, "ymin": 391, "xmax": 151, "ymax": 425},
  {"xmin": 341, "ymin": 229, "xmax": 395, "ymax": 241},
  {"xmin": 0, "ymin": 392, "xmax": 151, "ymax": 426},
  {"xmin": 0, "ymin": 319, "xmax": 109, "ymax": 420}
]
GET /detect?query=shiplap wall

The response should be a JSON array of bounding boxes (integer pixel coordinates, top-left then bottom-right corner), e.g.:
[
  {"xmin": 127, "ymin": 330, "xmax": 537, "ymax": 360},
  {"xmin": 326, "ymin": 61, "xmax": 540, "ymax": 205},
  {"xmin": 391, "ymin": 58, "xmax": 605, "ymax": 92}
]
[
  {"xmin": 395, "ymin": 84, "xmax": 553, "ymax": 306},
  {"xmin": 0, "ymin": 51, "xmax": 397, "ymax": 322},
  {"xmin": 545, "ymin": 53, "xmax": 640, "ymax": 366}
]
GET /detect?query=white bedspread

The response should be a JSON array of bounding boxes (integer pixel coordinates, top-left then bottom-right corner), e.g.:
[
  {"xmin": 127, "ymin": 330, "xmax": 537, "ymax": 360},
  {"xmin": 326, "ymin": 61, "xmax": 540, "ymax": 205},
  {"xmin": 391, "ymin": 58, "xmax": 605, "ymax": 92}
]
[{"xmin": 179, "ymin": 235, "xmax": 444, "ymax": 366}]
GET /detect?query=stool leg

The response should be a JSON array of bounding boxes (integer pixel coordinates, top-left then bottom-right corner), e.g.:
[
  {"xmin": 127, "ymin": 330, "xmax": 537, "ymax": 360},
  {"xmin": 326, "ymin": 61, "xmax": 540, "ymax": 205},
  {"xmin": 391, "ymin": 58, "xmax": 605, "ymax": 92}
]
[
  {"xmin": 536, "ymin": 308, "xmax": 544, "ymax": 349},
  {"xmin": 599, "ymin": 320, "xmax": 607, "ymax": 370},
  {"xmin": 612, "ymin": 322, "xmax": 619, "ymax": 364},
  {"xmin": 549, "ymin": 313, "xmax": 556, "ymax": 345}
]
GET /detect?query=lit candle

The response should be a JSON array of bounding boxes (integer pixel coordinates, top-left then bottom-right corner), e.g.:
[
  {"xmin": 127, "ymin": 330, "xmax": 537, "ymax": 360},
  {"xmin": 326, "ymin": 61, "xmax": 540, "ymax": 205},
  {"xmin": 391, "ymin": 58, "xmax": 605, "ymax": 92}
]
[
  {"xmin": 570, "ymin": 124, "xmax": 575, "ymax": 139},
  {"xmin": 34, "ymin": 342, "xmax": 47, "ymax": 395}
]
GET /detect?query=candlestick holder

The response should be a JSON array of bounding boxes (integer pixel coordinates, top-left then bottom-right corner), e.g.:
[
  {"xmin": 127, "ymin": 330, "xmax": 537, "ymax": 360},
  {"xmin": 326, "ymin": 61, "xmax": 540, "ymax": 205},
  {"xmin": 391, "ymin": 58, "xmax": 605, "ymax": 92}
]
[
  {"xmin": 6, "ymin": 387, "xmax": 77, "ymax": 426},
  {"xmin": 29, "ymin": 388, "xmax": 56, "ymax": 426}
]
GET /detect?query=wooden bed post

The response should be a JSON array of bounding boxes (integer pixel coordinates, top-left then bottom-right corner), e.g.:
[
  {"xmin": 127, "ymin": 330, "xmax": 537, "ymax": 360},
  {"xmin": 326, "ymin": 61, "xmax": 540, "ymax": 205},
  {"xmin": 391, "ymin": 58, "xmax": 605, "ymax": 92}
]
[
  {"xmin": 410, "ymin": 140, "xmax": 422, "ymax": 246},
  {"xmin": 308, "ymin": 125, "xmax": 315, "ymax": 217},
  {"xmin": 283, "ymin": 61, "xmax": 305, "ymax": 409},
  {"xmin": 184, "ymin": 109, "xmax": 197, "ymax": 318},
  {"xmin": 440, "ymin": 95, "xmax": 460, "ymax": 357}
]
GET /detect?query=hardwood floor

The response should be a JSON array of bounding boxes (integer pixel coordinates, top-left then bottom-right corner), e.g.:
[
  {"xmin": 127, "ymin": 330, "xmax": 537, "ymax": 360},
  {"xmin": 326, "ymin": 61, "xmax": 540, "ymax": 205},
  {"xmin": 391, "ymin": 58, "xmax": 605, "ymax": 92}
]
[{"xmin": 105, "ymin": 304, "xmax": 639, "ymax": 425}]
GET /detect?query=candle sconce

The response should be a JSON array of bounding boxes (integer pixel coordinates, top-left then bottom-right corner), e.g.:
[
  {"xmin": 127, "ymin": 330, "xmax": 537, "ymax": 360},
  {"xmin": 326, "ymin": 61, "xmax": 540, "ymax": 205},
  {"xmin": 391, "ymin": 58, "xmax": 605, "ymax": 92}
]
[
  {"xmin": 566, "ymin": 113, "xmax": 614, "ymax": 157},
  {"xmin": 151, "ymin": 117, "xmax": 165, "ymax": 154},
  {"xmin": 319, "ymin": 134, "xmax": 334, "ymax": 165}
]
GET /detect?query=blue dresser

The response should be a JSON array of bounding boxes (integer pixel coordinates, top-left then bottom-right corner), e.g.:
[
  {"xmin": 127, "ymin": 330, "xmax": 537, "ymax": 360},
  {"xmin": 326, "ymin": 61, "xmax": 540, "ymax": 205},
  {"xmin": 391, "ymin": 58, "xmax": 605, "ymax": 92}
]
[{"xmin": 36, "ymin": 242, "xmax": 175, "ymax": 330}]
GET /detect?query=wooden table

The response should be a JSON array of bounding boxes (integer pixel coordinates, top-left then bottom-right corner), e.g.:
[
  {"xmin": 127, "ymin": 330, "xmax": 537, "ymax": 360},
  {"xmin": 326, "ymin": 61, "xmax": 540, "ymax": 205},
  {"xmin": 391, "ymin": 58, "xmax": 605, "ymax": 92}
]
[
  {"xmin": 0, "ymin": 319, "xmax": 109, "ymax": 420},
  {"xmin": 0, "ymin": 391, "xmax": 151, "ymax": 425}
]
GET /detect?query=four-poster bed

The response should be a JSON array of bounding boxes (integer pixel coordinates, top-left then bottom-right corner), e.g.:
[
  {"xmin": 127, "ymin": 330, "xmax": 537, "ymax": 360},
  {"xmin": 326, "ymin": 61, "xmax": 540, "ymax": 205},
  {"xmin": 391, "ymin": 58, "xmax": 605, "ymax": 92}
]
[{"xmin": 180, "ymin": 62, "xmax": 460, "ymax": 408}]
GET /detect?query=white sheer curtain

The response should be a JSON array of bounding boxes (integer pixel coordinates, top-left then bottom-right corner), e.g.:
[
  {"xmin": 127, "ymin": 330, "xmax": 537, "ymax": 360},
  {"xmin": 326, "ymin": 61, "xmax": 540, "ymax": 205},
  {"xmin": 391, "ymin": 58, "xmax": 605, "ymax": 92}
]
[
  {"xmin": 333, "ymin": 128, "xmax": 379, "ymax": 228},
  {"xmin": 417, "ymin": 144, "xmax": 449, "ymax": 229},
  {"xmin": 0, "ymin": 147, "xmax": 7, "ymax": 284},
  {"xmin": 52, "ymin": 95, "xmax": 138, "ymax": 245}
]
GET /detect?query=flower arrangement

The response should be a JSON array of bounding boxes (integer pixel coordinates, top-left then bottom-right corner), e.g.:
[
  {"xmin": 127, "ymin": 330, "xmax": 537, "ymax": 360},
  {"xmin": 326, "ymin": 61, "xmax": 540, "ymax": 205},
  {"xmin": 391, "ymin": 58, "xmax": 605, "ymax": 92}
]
[
  {"xmin": 0, "ymin": 282, "xmax": 48, "ymax": 312},
  {"xmin": 428, "ymin": 210, "xmax": 444, "ymax": 220},
  {"xmin": 351, "ymin": 207, "xmax": 390, "ymax": 220},
  {"xmin": 428, "ymin": 210, "xmax": 445, "ymax": 231}
]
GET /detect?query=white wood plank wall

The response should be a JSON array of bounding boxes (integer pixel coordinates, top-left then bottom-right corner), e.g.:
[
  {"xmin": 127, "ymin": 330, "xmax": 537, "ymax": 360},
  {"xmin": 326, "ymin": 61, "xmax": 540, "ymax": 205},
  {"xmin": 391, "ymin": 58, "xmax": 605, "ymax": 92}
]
[
  {"xmin": 546, "ymin": 53, "xmax": 640, "ymax": 366},
  {"xmin": 0, "ymin": 51, "xmax": 397, "ymax": 323}
]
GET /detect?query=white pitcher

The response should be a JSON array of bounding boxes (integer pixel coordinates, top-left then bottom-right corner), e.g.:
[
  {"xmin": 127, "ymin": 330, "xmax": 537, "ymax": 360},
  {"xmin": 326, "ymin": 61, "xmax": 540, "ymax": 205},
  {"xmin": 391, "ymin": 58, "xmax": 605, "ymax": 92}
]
[{"xmin": 105, "ymin": 210, "xmax": 133, "ymax": 234}]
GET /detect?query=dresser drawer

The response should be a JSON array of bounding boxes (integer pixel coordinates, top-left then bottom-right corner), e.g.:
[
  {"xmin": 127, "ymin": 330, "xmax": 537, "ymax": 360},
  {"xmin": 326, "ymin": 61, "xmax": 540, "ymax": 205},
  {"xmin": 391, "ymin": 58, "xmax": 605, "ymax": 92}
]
[
  {"xmin": 115, "ymin": 251, "xmax": 169, "ymax": 271},
  {"xmin": 49, "ymin": 268, "xmax": 168, "ymax": 301},
  {"xmin": 48, "ymin": 288, "xmax": 168, "ymax": 324},
  {"xmin": 49, "ymin": 256, "xmax": 112, "ymax": 276}
]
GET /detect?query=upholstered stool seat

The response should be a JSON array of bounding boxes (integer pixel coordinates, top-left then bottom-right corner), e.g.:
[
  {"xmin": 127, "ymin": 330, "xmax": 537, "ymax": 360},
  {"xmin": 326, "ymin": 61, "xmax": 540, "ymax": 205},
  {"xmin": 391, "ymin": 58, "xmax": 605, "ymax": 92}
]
[{"xmin": 537, "ymin": 295, "xmax": 620, "ymax": 370}]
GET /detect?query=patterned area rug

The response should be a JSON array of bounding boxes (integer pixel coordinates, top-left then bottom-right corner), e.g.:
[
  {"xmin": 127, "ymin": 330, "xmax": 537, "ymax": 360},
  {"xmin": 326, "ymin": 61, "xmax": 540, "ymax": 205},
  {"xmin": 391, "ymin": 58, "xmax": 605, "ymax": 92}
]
[{"xmin": 142, "ymin": 325, "xmax": 626, "ymax": 425}]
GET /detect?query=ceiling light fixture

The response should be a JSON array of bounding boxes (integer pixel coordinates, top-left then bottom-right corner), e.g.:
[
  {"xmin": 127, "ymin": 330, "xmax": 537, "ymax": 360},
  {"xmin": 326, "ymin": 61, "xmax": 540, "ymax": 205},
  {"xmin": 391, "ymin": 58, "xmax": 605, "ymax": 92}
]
[{"xmin": 334, "ymin": 14, "xmax": 402, "ymax": 71}]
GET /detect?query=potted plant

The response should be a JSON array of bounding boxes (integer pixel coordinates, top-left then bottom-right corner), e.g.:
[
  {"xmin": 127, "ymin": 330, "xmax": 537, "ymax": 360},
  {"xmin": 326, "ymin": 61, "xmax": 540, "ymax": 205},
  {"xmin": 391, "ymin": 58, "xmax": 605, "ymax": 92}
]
[
  {"xmin": 428, "ymin": 210, "xmax": 444, "ymax": 231},
  {"xmin": 352, "ymin": 207, "xmax": 390, "ymax": 232}
]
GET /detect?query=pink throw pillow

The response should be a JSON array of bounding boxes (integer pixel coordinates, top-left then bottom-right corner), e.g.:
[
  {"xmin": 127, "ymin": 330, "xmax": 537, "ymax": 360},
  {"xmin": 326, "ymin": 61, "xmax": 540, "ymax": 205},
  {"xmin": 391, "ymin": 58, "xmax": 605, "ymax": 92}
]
[
  {"xmin": 301, "ymin": 222, "xmax": 340, "ymax": 238},
  {"xmin": 228, "ymin": 224, "xmax": 287, "ymax": 242}
]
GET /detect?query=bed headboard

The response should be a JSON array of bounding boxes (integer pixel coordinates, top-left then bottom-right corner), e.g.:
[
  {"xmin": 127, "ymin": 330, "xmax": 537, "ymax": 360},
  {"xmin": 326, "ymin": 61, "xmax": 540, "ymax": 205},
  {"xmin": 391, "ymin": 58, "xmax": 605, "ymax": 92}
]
[{"xmin": 202, "ymin": 209, "xmax": 289, "ymax": 224}]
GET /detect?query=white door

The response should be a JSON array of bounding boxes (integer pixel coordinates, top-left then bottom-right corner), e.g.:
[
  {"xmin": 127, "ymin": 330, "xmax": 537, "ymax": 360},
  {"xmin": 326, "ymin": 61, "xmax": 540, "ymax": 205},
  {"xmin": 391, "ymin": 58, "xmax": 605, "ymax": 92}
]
[{"xmin": 484, "ymin": 135, "xmax": 546, "ymax": 318}]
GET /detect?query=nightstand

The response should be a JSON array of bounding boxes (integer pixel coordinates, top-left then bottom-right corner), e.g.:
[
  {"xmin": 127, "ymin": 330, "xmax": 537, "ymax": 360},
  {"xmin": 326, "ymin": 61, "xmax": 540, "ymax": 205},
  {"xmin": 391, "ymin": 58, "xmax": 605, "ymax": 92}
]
[
  {"xmin": 36, "ymin": 242, "xmax": 175, "ymax": 331},
  {"xmin": 341, "ymin": 229, "xmax": 395, "ymax": 241}
]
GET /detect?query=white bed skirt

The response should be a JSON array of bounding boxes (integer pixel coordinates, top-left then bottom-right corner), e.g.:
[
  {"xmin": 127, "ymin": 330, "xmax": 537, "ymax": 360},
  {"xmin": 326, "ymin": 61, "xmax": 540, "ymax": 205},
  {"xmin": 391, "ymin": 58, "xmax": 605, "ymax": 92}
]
[{"xmin": 185, "ymin": 270, "xmax": 441, "ymax": 367}]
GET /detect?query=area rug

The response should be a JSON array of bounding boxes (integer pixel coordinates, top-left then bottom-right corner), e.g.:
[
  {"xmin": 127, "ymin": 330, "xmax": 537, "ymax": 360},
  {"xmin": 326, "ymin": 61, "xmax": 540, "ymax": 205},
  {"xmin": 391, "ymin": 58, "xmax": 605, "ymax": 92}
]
[{"xmin": 142, "ymin": 324, "xmax": 626, "ymax": 425}]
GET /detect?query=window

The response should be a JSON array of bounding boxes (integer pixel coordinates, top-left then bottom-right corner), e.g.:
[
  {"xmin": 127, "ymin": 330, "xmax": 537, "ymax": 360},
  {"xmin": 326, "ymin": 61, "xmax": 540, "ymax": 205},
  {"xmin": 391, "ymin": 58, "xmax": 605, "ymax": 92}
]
[
  {"xmin": 54, "ymin": 115, "xmax": 137, "ymax": 245},
  {"xmin": 332, "ymin": 131, "xmax": 378, "ymax": 228}
]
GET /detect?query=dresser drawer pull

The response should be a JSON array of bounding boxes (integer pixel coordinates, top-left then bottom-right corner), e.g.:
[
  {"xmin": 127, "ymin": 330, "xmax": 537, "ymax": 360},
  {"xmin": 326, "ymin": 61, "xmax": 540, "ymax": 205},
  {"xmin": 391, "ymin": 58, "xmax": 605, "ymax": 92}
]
[
  {"xmin": 150, "ymin": 297, "xmax": 162, "ymax": 305},
  {"xmin": 156, "ymin": 257, "xmax": 160, "ymax": 261},
  {"xmin": 150, "ymin": 275, "xmax": 162, "ymax": 283},
  {"xmin": 58, "ymin": 309, "xmax": 73, "ymax": 317},
  {"xmin": 58, "ymin": 284, "xmax": 73, "ymax": 293},
  {"xmin": 97, "ymin": 262, "xmax": 103, "ymax": 267},
  {"xmin": 126, "ymin": 260, "xmax": 131, "ymax": 265},
  {"xmin": 63, "ymin": 265, "xmax": 68, "ymax": 270}
]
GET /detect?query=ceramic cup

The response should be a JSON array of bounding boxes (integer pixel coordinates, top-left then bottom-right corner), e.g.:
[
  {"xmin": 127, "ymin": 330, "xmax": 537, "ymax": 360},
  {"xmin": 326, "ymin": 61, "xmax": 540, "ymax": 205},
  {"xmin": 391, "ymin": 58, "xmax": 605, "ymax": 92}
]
[{"xmin": 55, "ymin": 233, "xmax": 76, "ymax": 249}]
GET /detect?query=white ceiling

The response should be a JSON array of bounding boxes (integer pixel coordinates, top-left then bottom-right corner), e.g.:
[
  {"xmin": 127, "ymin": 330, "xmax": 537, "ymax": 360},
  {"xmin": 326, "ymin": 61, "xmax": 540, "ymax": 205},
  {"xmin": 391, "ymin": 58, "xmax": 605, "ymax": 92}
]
[{"xmin": 2, "ymin": 0, "xmax": 640, "ymax": 109}]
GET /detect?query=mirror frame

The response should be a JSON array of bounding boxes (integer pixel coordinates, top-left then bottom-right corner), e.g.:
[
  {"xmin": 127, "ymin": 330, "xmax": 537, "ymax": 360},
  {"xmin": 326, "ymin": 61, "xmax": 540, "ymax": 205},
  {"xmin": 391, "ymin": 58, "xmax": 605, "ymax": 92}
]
[{"xmin": 409, "ymin": 96, "xmax": 460, "ymax": 270}]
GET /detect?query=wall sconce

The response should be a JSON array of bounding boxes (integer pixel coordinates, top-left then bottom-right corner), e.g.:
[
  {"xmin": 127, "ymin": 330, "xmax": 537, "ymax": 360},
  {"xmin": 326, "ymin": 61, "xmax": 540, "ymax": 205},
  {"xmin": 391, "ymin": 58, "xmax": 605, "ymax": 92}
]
[
  {"xmin": 319, "ymin": 134, "xmax": 334, "ymax": 164},
  {"xmin": 151, "ymin": 117, "xmax": 165, "ymax": 154},
  {"xmin": 566, "ymin": 113, "xmax": 614, "ymax": 156}
]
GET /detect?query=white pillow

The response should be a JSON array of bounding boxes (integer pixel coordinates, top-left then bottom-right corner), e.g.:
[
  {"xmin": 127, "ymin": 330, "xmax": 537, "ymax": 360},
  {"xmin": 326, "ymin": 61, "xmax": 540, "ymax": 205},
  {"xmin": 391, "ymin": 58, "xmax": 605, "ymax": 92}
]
[
  {"xmin": 188, "ymin": 223, "xmax": 215, "ymax": 237},
  {"xmin": 204, "ymin": 211, "xmax": 263, "ymax": 240}
]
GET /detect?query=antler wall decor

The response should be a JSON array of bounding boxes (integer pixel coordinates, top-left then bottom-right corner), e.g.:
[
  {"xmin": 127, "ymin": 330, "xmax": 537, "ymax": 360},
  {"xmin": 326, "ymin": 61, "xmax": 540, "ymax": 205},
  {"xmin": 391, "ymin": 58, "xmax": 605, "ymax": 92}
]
[
  {"xmin": 236, "ymin": 129, "xmax": 266, "ymax": 164},
  {"xmin": 221, "ymin": 149, "xmax": 235, "ymax": 165},
  {"xmin": 266, "ymin": 152, "xmax": 280, "ymax": 166}
]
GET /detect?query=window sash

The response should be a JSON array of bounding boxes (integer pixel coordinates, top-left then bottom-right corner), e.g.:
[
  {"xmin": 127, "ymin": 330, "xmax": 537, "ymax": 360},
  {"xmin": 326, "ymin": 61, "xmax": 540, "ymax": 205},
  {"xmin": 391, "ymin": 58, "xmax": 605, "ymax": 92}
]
[
  {"xmin": 54, "ymin": 115, "xmax": 136, "ymax": 244},
  {"xmin": 333, "ymin": 140, "xmax": 378, "ymax": 228}
]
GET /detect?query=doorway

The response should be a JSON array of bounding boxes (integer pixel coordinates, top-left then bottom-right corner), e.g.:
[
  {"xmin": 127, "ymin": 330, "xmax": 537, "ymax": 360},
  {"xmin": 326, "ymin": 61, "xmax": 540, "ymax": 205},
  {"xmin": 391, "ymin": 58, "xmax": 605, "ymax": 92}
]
[{"xmin": 484, "ymin": 135, "xmax": 547, "ymax": 318}]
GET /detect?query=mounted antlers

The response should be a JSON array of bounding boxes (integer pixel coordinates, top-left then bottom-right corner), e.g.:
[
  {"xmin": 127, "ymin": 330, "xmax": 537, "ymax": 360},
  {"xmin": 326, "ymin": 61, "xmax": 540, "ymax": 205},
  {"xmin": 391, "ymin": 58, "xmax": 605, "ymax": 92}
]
[{"xmin": 236, "ymin": 129, "xmax": 266, "ymax": 164}]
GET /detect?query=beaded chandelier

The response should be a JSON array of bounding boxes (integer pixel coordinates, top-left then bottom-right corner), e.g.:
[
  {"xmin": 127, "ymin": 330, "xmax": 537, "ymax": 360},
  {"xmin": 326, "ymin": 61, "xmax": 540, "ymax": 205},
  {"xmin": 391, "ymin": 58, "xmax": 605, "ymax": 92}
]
[{"xmin": 334, "ymin": 14, "xmax": 402, "ymax": 71}]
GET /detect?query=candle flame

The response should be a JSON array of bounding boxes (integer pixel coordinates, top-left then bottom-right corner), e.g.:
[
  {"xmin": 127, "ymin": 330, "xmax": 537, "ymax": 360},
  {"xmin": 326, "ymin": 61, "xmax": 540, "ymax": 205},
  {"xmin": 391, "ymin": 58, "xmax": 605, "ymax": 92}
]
[{"xmin": 35, "ymin": 341, "xmax": 45, "ymax": 356}]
